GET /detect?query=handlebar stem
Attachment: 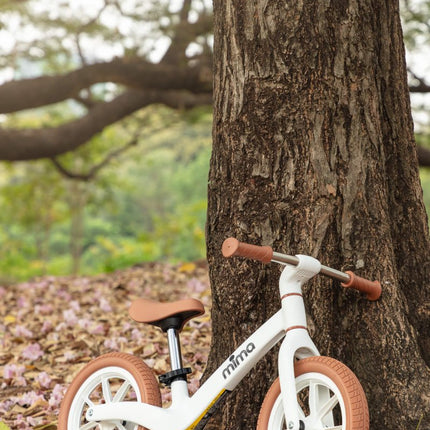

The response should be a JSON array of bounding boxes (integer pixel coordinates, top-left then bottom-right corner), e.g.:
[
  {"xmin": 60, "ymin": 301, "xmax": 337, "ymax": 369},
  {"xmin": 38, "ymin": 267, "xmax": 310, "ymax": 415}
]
[{"xmin": 272, "ymin": 251, "xmax": 350, "ymax": 284}]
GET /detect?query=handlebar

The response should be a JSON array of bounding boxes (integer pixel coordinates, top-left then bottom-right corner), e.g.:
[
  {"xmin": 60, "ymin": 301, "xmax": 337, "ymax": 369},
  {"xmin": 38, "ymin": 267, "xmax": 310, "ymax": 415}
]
[{"xmin": 222, "ymin": 237, "xmax": 382, "ymax": 301}]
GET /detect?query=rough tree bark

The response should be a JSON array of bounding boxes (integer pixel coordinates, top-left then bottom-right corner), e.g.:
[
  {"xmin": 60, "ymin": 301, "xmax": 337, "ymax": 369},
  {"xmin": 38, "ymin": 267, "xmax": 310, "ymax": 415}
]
[{"xmin": 206, "ymin": 1, "xmax": 430, "ymax": 429}]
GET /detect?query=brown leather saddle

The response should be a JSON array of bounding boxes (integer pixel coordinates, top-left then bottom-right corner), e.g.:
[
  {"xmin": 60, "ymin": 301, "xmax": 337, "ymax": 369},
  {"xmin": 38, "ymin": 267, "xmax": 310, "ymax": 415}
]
[{"xmin": 129, "ymin": 298, "xmax": 205, "ymax": 332}]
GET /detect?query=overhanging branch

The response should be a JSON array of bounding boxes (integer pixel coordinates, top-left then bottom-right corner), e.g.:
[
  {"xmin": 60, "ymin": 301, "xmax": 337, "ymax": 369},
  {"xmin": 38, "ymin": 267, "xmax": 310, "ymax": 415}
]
[
  {"xmin": 0, "ymin": 59, "xmax": 212, "ymax": 114},
  {"xmin": 0, "ymin": 89, "xmax": 211, "ymax": 161}
]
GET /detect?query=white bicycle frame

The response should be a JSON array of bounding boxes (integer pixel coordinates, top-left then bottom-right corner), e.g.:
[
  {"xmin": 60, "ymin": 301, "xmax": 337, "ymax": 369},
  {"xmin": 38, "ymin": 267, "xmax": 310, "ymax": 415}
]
[{"xmin": 86, "ymin": 255, "xmax": 322, "ymax": 430}]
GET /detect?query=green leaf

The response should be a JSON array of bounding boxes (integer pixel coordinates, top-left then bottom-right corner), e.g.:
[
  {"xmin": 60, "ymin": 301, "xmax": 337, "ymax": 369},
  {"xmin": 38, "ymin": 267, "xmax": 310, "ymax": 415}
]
[{"xmin": 0, "ymin": 422, "xmax": 12, "ymax": 430}]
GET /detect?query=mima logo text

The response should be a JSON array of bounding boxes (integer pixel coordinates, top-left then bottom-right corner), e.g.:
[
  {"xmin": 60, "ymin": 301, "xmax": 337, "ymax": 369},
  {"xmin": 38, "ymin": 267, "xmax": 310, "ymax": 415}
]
[{"xmin": 222, "ymin": 343, "xmax": 256, "ymax": 379}]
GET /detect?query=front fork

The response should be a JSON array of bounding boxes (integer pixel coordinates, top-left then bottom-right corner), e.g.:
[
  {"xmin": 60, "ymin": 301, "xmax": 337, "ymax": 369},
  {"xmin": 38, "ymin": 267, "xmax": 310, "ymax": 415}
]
[
  {"xmin": 278, "ymin": 329, "xmax": 319, "ymax": 430},
  {"xmin": 278, "ymin": 256, "xmax": 321, "ymax": 430}
]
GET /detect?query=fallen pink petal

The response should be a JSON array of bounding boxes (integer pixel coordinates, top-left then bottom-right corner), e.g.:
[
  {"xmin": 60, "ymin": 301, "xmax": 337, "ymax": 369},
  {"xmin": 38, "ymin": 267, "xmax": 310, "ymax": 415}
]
[
  {"xmin": 0, "ymin": 262, "xmax": 211, "ymax": 428},
  {"xmin": 37, "ymin": 372, "xmax": 52, "ymax": 388},
  {"xmin": 21, "ymin": 343, "xmax": 44, "ymax": 361}
]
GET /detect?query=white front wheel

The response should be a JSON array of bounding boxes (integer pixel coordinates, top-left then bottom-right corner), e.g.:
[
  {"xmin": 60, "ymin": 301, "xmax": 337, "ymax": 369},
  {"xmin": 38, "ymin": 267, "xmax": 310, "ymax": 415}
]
[{"xmin": 257, "ymin": 356, "xmax": 369, "ymax": 430}]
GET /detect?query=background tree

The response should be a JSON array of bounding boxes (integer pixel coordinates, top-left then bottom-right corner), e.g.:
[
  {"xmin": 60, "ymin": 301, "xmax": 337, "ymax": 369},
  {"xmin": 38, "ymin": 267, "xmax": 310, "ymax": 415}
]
[
  {"xmin": 0, "ymin": 0, "xmax": 430, "ymax": 165},
  {"xmin": 0, "ymin": 106, "xmax": 212, "ymax": 280},
  {"xmin": 0, "ymin": 0, "xmax": 214, "ymax": 279},
  {"xmin": 402, "ymin": 0, "xmax": 430, "ymax": 167},
  {"xmin": 0, "ymin": 0, "xmax": 213, "ymax": 161},
  {"xmin": 206, "ymin": 1, "xmax": 430, "ymax": 429}
]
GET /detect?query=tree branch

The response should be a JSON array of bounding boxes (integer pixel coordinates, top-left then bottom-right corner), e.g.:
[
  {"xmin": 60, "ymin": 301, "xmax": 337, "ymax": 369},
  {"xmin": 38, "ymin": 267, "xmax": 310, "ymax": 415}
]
[
  {"xmin": 162, "ymin": 0, "xmax": 193, "ymax": 65},
  {"xmin": 162, "ymin": 3, "xmax": 213, "ymax": 65},
  {"xmin": 0, "ymin": 89, "xmax": 212, "ymax": 161},
  {"xmin": 0, "ymin": 59, "xmax": 212, "ymax": 113},
  {"xmin": 418, "ymin": 145, "xmax": 430, "ymax": 168},
  {"xmin": 409, "ymin": 82, "xmax": 430, "ymax": 93},
  {"xmin": 50, "ymin": 132, "xmax": 140, "ymax": 181},
  {"xmin": 408, "ymin": 69, "xmax": 430, "ymax": 93}
]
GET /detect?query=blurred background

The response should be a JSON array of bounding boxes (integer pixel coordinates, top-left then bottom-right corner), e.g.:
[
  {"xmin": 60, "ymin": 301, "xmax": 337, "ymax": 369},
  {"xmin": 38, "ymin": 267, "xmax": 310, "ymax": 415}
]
[{"xmin": 0, "ymin": 0, "xmax": 429, "ymax": 282}]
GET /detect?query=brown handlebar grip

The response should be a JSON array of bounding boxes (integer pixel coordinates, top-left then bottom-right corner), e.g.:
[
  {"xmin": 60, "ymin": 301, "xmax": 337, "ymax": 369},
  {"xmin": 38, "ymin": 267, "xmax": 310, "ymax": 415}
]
[
  {"xmin": 222, "ymin": 238, "xmax": 273, "ymax": 264},
  {"xmin": 341, "ymin": 271, "xmax": 382, "ymax": 301}
]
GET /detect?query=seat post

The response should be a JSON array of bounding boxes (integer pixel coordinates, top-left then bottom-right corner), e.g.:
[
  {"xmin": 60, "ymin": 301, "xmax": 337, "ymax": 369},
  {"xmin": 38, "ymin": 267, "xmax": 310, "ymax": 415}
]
[
  {"xmin": 159, "ymin": 328, "xmax": 192, "ymax": 387},
  {"xmin": 166, "ymin": 328, "xmax": 183, "ymax": 371}
]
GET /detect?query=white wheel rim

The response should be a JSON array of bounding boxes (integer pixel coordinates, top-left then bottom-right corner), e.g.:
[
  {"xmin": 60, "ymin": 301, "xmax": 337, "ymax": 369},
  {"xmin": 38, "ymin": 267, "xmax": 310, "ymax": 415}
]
[
  {"xmin": 268, "ymin": 372, "xmax": 346, "ymax": 430},
  {"xmin": 67, "ymin": 366, "xmax": 143, "ymax": 430}
]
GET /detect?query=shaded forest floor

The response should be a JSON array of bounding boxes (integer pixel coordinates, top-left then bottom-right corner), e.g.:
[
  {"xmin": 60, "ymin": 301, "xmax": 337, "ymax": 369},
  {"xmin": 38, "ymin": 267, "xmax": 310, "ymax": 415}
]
[{"xmin": 0, "ymin": 262, "xmax": 212, "ymax": 429}]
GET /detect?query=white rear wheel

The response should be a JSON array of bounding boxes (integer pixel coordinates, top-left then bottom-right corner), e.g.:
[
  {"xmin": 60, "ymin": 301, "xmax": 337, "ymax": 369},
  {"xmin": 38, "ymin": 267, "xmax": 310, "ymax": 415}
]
[{"xmin": 58, "ymin": 353, "xmax": 161, "ymax": 430}]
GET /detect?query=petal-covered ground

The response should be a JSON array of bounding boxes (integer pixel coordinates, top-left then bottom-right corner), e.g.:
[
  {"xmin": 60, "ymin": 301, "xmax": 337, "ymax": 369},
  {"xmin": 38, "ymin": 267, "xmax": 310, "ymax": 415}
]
[{"xmin": 0, "ymin": 262, "xmax": 212, "ymax": 429}]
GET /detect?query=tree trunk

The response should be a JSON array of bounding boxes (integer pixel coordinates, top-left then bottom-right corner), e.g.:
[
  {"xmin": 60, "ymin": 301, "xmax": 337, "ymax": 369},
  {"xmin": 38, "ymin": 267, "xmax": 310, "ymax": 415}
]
[
  {"xmin": 206, "ymin": 1, "xmax": 430, "ymax": 429},
  {"xmin": 68, "ymin": 181, "xmax": 87, "ymax": 275}
]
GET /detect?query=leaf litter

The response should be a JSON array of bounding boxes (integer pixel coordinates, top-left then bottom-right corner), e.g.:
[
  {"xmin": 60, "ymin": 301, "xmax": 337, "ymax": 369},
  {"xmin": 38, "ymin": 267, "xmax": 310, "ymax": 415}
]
[{"xmin": 0, "ymin": 261, "xmax": 212, "ymax": 429}]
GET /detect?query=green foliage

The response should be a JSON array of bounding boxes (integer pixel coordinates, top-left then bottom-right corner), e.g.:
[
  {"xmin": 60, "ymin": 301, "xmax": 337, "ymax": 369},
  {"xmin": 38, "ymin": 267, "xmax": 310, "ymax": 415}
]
[
  {"xmin": 0, "ymin": 105, "xmax": 212, "ymax": 281},
  {"xmin": 420, "ymin": 169, "xmax": 430, "ymax": 213},
  {"xmin": 417, "ymin": 134, "xmax": 430, "ymax": 216},
  {"xmin": 401, "ymin": 0, "xmax": 430, "ymax": 49}
]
